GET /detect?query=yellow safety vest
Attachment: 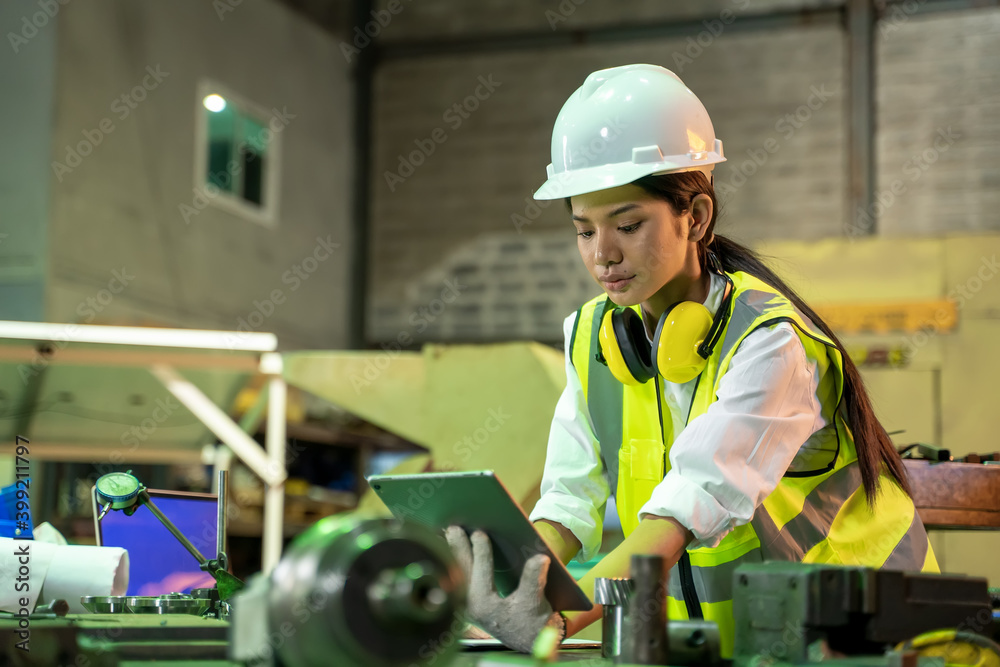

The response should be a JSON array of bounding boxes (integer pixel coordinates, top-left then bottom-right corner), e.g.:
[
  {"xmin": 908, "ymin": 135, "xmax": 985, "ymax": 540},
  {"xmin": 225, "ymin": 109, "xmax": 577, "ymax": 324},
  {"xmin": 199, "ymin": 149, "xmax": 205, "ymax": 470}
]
[{"xmin": 570, "ymin": 271, "xmax": 938, "ymax": 658}]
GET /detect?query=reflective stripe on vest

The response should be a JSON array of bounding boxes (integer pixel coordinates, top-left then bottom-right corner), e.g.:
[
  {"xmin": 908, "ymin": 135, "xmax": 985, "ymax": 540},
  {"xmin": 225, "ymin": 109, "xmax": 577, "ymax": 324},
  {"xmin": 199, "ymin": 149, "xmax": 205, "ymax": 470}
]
[
  {"xmin": 884, "ymin": 510, "xmax": 932, "ymax": 570},
  {"xmin": 751, "ymin": 463, "xmax": 862, "ymax": 561},
  {"xmin": 570, "ymin": 271, "xmax": 938, "ymax": 658},
  {"xmin": 572, "ymin": 297, "xmax": 626, "ymax": 493}
]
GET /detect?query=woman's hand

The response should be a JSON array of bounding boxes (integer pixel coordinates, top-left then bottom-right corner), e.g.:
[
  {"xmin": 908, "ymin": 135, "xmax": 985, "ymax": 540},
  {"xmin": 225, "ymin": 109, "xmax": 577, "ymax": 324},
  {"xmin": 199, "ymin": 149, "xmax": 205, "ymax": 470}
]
[{"xmin": 445, "ymin": 526, "xmax": 565, "ymax": 653}]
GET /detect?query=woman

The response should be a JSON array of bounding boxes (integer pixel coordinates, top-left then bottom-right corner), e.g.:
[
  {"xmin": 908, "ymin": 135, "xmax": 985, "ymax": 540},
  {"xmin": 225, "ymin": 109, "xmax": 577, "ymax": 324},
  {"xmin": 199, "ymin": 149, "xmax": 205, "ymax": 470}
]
[{"xmin": 446, "ymin": 64, "xmax": 937, "ymax": 656}]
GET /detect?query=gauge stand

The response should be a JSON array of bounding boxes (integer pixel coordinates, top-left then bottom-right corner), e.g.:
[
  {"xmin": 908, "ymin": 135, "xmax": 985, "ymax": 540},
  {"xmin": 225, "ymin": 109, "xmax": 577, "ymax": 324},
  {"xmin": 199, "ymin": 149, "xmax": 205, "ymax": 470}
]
[{"xmin": 95, "ymin": 471, "xmax": 244, "ymax": 601}]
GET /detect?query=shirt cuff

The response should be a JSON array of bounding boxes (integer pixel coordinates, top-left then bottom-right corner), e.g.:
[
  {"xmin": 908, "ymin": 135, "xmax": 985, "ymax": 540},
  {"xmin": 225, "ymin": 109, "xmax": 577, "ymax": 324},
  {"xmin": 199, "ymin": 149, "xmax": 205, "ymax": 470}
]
[
  {"xmin": 529, "ymin": 493, "xmax": 604, "ymax": 563},
  {"xmin": 638, "ymin": 470, "xmax": 733, "ymax": 549}
]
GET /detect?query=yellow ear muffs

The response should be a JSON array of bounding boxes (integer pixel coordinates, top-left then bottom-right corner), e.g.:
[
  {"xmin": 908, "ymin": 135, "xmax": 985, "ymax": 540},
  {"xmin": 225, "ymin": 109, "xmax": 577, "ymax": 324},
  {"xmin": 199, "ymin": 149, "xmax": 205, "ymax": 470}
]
[
  {"xmin": 651, "ymin": 301, "xmax": 714, "ymax": 384},
  {"xmin": 599, "ymin": 308, "xmax": 655, "ymax": 386}
]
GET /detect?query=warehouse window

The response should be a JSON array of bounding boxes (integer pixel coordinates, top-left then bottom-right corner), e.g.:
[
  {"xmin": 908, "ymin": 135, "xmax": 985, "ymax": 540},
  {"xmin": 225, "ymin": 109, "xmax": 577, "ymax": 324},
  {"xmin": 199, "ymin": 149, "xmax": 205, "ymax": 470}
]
[{"xmin": 195, "ymin": 82, "xmax": 281, "ymax": 226}]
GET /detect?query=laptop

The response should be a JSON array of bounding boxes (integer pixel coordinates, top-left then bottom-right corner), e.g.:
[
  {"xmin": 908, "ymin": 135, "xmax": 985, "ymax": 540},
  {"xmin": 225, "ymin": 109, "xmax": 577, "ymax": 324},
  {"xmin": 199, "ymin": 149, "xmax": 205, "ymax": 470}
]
[{"xmin": 93, "ymin": 488, "xmax": 219, "ymax": 596}]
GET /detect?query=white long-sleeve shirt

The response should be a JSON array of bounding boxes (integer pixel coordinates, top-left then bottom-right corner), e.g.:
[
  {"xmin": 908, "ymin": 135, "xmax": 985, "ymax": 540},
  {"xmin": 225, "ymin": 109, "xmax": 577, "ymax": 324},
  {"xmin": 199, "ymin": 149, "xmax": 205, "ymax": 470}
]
[{"xmin": 528, "ymin": 273, "xmax": 828, "ymax": 561}]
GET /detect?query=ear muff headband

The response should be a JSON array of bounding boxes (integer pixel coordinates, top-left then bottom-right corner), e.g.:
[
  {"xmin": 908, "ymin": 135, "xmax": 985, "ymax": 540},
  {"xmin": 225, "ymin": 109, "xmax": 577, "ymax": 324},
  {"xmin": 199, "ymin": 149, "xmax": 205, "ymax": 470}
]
[{"xmin": 697, "ymin": 267, "xmax": 735, "ymax": 359}]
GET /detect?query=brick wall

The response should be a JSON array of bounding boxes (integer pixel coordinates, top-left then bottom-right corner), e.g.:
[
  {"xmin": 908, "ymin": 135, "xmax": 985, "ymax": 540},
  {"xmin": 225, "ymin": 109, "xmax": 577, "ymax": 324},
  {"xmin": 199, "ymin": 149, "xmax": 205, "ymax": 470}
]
[{"xmin": 368, "ymin": 232, "xmax": 595, "ymax": 344}]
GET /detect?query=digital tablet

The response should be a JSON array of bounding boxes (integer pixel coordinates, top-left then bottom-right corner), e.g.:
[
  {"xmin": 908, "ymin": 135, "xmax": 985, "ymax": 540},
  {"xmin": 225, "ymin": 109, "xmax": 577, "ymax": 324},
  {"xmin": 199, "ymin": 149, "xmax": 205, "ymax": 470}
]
[{"xmin": 367, "ymin": 470, "xmax": 593, "ymax": 612}]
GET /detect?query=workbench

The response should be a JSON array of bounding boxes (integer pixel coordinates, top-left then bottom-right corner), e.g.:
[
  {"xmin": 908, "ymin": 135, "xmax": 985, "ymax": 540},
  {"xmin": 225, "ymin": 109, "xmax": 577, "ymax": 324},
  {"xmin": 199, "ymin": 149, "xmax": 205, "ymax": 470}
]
[{"xmin": 0, "ymin": 614, "xmax": 610, "ymax": 666}]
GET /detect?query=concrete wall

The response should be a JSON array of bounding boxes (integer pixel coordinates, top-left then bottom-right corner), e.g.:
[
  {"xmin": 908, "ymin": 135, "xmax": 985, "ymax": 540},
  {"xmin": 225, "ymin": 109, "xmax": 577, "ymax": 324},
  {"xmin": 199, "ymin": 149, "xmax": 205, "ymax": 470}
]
[
  {"xmin": 0, "ymin": 0, "xmax": 57, "ymax": 321},
  {"xmin": 875, "ymin": 7, "xmax": 1000, "ymax": 236},
  {"xmin": 46, "ymin": 0, "xmax": 353, "ymax": 350},
  {"xmin": 368, "ymin": 19, "xmax": 846, "ymax": 339}
]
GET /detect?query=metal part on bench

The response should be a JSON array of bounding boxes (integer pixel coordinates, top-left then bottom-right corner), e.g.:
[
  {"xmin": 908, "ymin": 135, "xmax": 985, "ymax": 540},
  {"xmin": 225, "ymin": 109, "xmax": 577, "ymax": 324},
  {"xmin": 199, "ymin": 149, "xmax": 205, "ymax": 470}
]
[
  {"xmin": 595, "ymin": 577, "xmax": 633, "ymax": 658},
  {"xmin": 231, "ymin": 515, "xmax": 464, "ymax": 667},
  {"xmin": 732, "ymin": 562, "xmax": 992, "ymax": 667}
]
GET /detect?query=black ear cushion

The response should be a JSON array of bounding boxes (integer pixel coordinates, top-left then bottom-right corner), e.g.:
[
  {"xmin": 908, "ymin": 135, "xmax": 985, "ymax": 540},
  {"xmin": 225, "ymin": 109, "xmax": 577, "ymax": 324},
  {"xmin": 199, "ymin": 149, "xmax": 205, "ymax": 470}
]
[{"xmin": 612, "ymin": 308, "xmax": 655, "ymax": 383}]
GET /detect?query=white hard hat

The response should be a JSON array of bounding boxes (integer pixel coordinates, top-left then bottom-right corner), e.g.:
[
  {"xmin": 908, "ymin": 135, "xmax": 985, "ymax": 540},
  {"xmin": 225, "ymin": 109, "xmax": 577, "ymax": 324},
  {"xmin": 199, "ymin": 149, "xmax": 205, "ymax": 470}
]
[{"xmin": 533, "ymin": 64, "xmax": 725, "ymax": 201}]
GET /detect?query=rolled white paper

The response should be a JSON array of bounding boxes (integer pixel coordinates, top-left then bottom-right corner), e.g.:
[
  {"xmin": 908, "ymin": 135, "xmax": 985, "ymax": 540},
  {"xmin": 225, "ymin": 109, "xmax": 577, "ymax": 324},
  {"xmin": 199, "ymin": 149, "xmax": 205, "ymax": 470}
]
[
  {"xmin": 42, "ymin": 544, "xmax": 129, "ymax": 613},
  {"xmin": 0, "ymin": 538, "xmax": 129, "ymax": 613}
]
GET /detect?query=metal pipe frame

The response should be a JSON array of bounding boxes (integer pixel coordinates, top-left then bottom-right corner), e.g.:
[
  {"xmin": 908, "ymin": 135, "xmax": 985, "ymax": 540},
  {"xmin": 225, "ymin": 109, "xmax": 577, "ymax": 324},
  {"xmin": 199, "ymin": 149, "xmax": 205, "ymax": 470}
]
[
  {"xmin": 262, "ymin": 352, "xmax": 286, "ymax": 575},
  {"xmin": 0, "ymin": 321, "xmax": 287, "ymax": 573},
  {"xmin": 151, "ymin": 359, "xmax": 287, "ymax": 575},
  {"xmin": 848, "ymin": 0, "xmax": 876, "ymax": 236},
  {"xmin": 348, "ymin": 0, "xmax": 374, "ymax": 350}
]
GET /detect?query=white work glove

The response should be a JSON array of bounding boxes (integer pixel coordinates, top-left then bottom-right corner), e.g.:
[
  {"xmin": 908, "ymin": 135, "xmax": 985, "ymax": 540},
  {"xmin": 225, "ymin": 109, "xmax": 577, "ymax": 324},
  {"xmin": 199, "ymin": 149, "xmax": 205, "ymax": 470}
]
[{"xmin": 445, "ymin": 526, "xmax": 565, "ymax": 654}]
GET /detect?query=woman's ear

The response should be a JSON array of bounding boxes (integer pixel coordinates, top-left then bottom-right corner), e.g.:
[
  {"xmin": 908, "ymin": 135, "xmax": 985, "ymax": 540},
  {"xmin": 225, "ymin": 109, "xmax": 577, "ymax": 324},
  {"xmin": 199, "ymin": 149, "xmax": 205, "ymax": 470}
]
[{"xmin": 687, "ymin": 194, "xmax": 714, "ymax": 243}]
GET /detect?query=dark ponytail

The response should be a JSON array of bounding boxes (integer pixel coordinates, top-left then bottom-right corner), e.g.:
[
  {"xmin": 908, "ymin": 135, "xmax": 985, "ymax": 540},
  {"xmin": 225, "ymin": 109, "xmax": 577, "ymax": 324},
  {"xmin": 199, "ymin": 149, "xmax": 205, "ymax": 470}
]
[{"xmin": 632, "ymin": 172, "xmax": 910, "ymax": 505}]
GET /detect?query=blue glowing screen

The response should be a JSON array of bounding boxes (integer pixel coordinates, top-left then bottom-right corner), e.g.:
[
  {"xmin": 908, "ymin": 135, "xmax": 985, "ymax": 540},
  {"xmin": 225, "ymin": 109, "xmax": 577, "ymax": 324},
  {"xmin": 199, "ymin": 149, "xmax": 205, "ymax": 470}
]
[{"xmin": 98, "ymin": 493, "xmax": 218, "ymax": 596}]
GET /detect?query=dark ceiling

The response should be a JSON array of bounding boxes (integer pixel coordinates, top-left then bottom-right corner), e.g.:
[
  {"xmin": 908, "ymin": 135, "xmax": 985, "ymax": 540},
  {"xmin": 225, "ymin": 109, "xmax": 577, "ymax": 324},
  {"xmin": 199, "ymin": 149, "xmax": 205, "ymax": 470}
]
[{"xmin": 275, "ymin": 0, "xmax": 352, "ymax": 37}]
